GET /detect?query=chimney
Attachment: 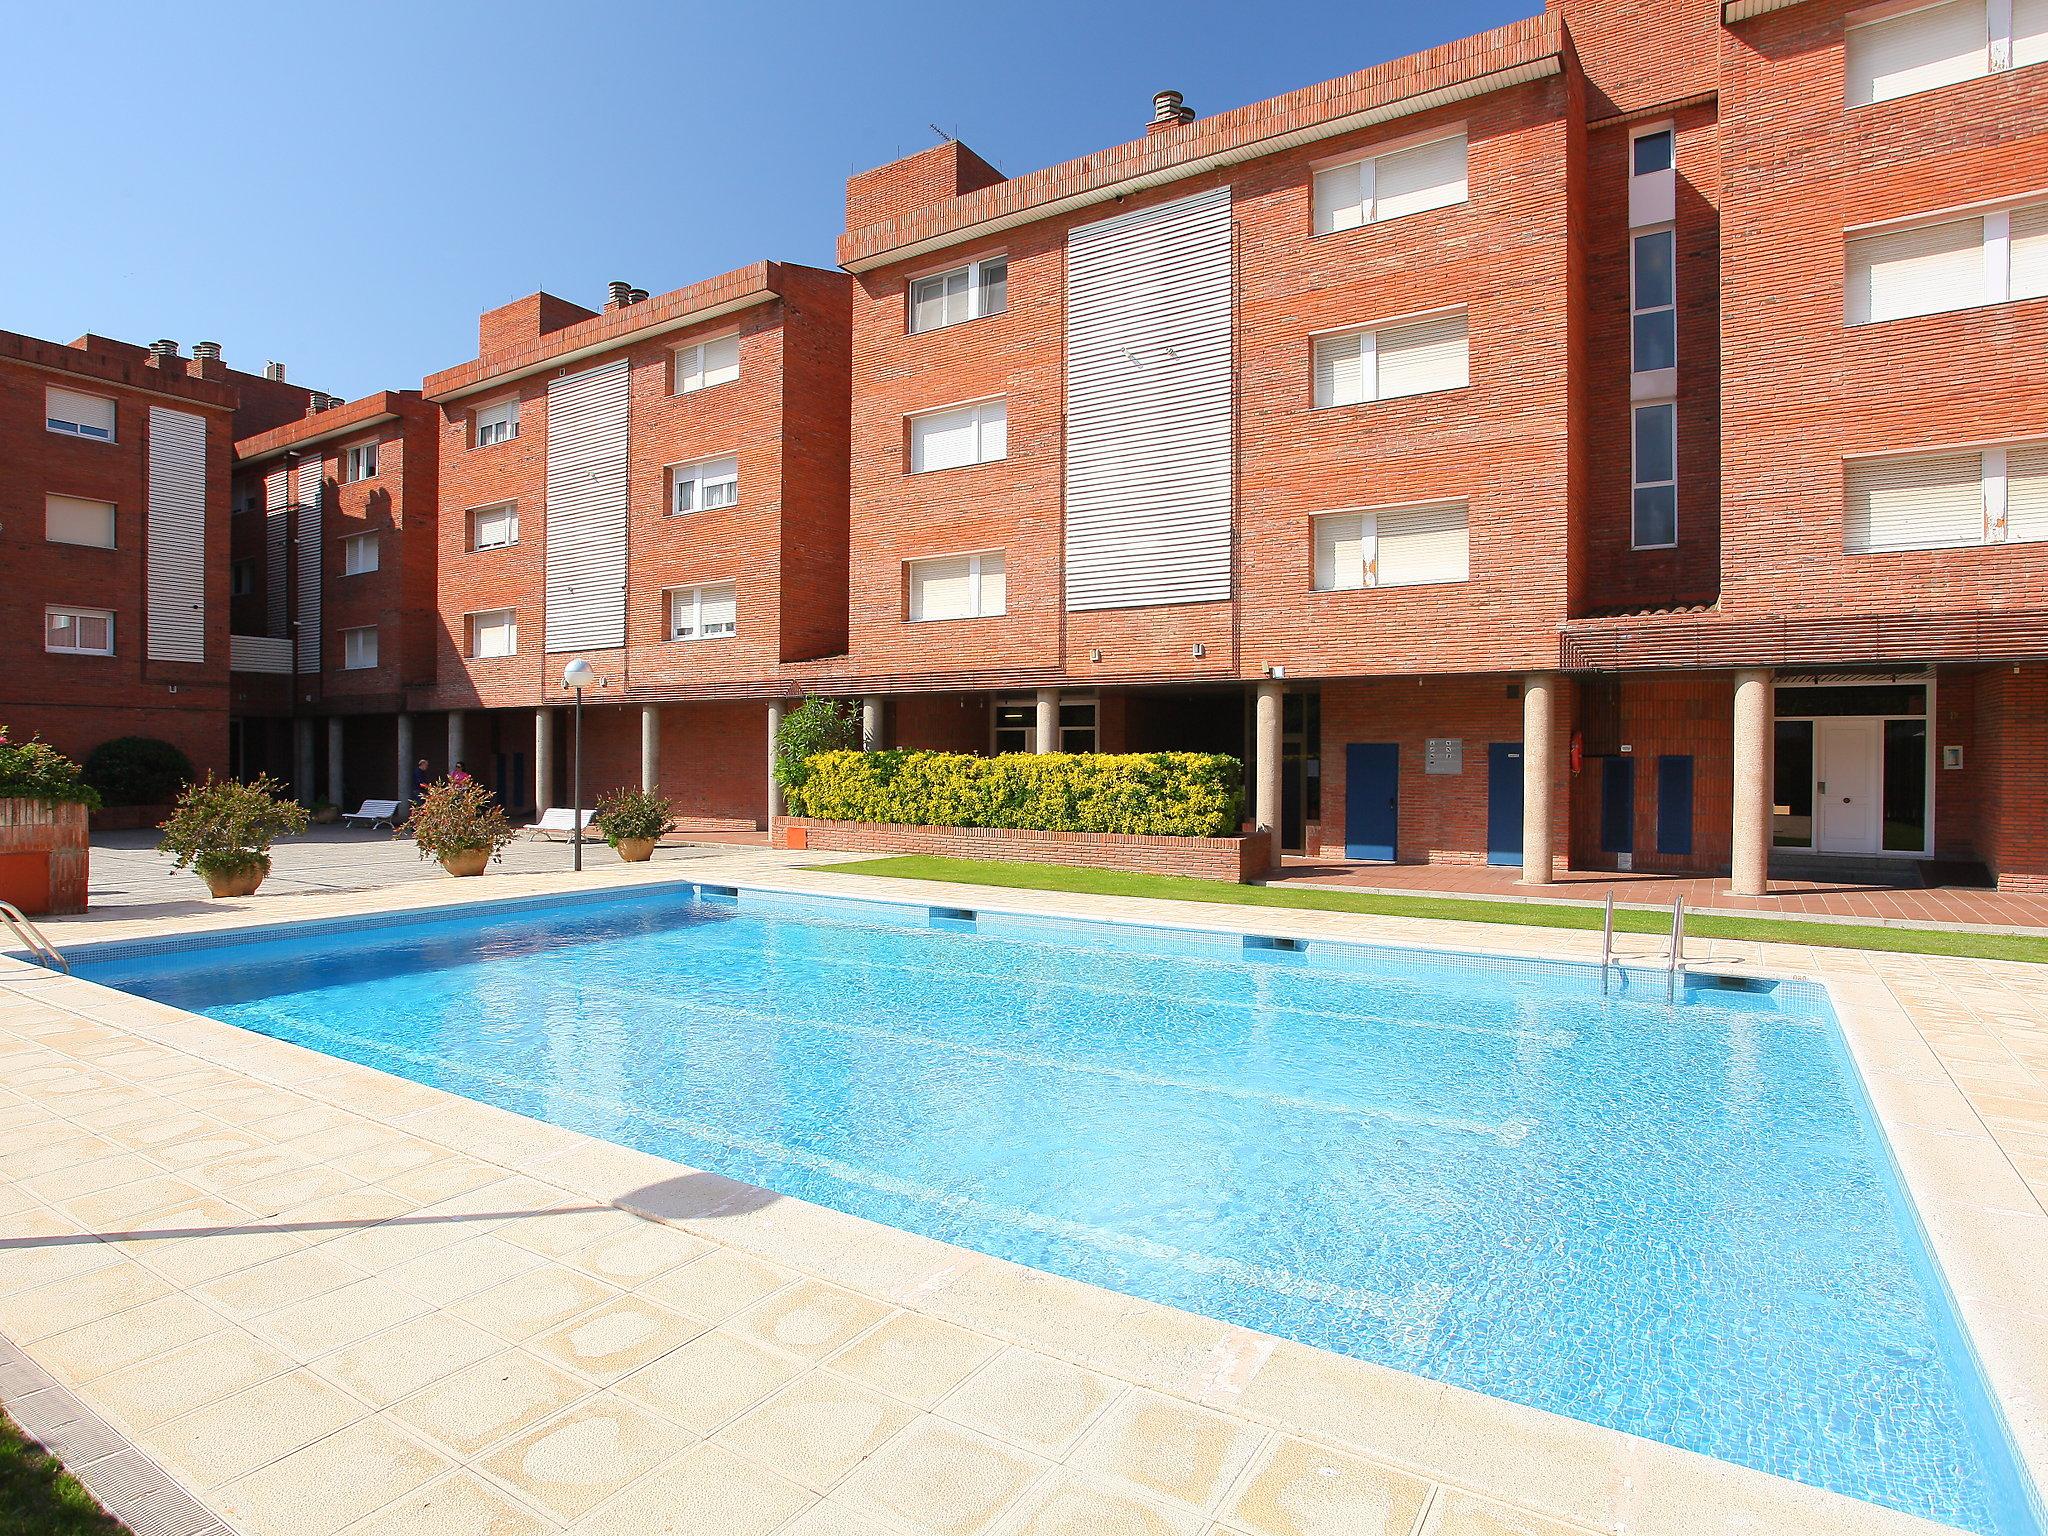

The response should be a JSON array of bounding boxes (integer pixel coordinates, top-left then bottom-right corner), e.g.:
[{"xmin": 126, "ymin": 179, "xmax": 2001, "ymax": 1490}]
[
  {"xmin": 1148, "ymin": 89, "xmax": 1194, "ymax": 133},
  {"xmin": 263, "ymin": 360, "xmax": 287, "ymax": 382},
  {"xmin": 192, "ymin": 340, "xmax": 223, "ymax": 362},
  {"xmin": 629, "ymin": 288, "xmax": 649, "ymax": 306},
  {"xmin": 148, "ymin": 338, "xmax": 181, "ymax": 362},
  {"xmin": 607, "ymin": 279, "xmax": 633, "ymax": 310}
]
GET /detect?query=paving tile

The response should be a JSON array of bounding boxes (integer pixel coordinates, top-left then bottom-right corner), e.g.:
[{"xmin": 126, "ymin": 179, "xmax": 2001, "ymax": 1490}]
[
  {"xmin": 389, "ymin": 1349, "xmax": 593, "ymax": 1458},
  {"xmin": 527, "ymin": 1293, "xmax": 705, "ymax": 1384},
  {"xmin": 378, "ymin": 1153, "xmax": 511, "ymax": 1206},
  {"xmin": 729, "ymin": 1277, "xmax": 891, "ymax": 1362},
  {"xmin": 33, "ymin": 1292, "xmax": 225, "ymax": 1384},
  {"xmin": 1069, "ymin": 1390, "xmax": 1268, "ymax": 1516},
  {"xmin": 940, "ymin": 1348, "xmax": 1122, "ymax": 1459},
  {"xmin": 1416, "ymin": 1489, "xmax": 1594, "ymax": 1536},
  {"xmin": 575, "ymin": 1440, "xmax": 813, "ymax": 1536},
  {"xmin": 1222, "ymin": 1436, "xmax": 1431, "ymax": 1536},
  {"xmin": 716, "ymin": 1371, "xmax": 919, "ymax": 1493},
  {"xmin": 313, "ymin": 1311, "xmax": 506, "ymax": 1408},
  {"xmin": 151, "ymin": 1369, "xmax": 367, "ymax": 1488},
  {"xmin": 828, "ymin": 1310, "xmax": 1002, "ymax": 1409},
  {"xmin": 832, "ymin": 1417, "xmax": 1049, "ymax": 1536},
  {"xmin": 382, "ymin": 1233, "xmax": 547, "ymax": 1307},
  {"xmin": 219, "ymin": 1415, "xmax": 451, "ymax": 1536},
  {"xmin": 449, "ymin": 1266, "xmax": 620, "ymax": 1343},
  {"xmin": 613, "ymin": 1327, "xmax": 806, "ymax": 1435},
  {"xmin": 196, "ymin": 1244, "xmax": 369, "ymax": 1320},
  {"xmin": 566, "ymin": 1216, "xmax": 712, "ymax": 1287},
  {"xmin": 476, "ymin": 1393, "xmax": 686, "ymax": 1522},
  {"xmin": 990, "ymin": 1469, "xmax": 1204, "ymax": 1536},
  {"xmin": 87, "ymin": 1327, "xmax": 295, "ymax": 1432},
  {"xmin": 0, "ymin": 1257, "xmax": 174, "ymax": 1341},
  {"xmin": 249, "ymin": 1275, "xmax": 432, "ymax": 1359},
  {"xmin": 345, "ymin": 1469, "xmax": 557, "ymax": 1536},
  {"xmin": 638, "ymin": 1247, "xmax": 796, "ymax": 1321}
]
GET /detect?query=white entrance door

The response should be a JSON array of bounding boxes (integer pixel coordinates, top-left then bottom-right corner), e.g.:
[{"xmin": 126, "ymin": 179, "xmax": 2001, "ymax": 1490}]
[{"xmin": 1815, "ymin": 719, "xmax": 1881, "ymax": 854}]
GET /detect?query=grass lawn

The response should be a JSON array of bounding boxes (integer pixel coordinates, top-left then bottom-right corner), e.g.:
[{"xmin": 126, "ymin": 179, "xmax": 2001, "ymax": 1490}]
[
  {"xmin": 0, "ymin": 1411, "xmax": 123, "ymax": 1536},
  {"xmin": 811, "ymin": 855, "xmax": 2048, "ymax": 964}
]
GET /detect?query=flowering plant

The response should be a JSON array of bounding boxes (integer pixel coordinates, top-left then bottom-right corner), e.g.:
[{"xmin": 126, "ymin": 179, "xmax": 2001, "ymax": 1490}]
[
  {"xmin": 0, "ymin": 726, "xmax": 102, "ymax": 809},
  {"xmin": 591, "ymin": 786, "xmax": 677, "ymax": 847},
  {"xmin": 157, "ymin": 773, "xmax": 306, "ymax": 879},
  {"xmin": 401, "ymin": 776, "xmax": 516, "ymax": 863}
]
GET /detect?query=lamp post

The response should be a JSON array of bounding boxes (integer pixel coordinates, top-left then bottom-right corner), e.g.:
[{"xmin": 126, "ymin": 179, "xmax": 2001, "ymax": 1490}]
[{"xmin": 562, "ymin": 658, "xmax": 595, "ymax": 871}]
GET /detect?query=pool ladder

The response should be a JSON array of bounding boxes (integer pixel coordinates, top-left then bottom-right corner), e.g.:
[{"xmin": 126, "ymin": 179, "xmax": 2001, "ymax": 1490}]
[
  {"xmin": 0, "ymin": 900, "xmax": 68, "ymax": 973},
  {"xmin": 1596, "ymin": 891, "xmax": 1688, "ymax": 1001}
]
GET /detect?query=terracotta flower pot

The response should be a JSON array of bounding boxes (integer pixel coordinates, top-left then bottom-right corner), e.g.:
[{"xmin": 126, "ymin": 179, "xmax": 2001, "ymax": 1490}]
[
  {"xmin": 615, "ymin": 837, "xmax": 656, "ymax": 863},
  {"xmin": 202, "ymin": 858, "xmax": 269, "ymax": 899},
  {"xmin": 440, "ymin": 849, "xmax": 490, "ymax": 878}
]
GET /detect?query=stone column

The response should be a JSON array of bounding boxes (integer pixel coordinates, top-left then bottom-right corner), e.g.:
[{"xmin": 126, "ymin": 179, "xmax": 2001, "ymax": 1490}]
[
  {"xmin": 1521, "ymin": 672, "xmax": 1558, "ymax": 885},
  {"xmin": 640, "ymin": 705, "xmax": 661, "ymax": 791},
  {"xmin": 534, "ymin": 709, "xmax": 555, "ymax": 811},
  {"xmin": 292, "ymin": 718, "xmax": 315, "ymax": 806},
  {"xmin": 1254, "ymin": 682, "xmax": 1282, "ymax": 864},
  {"xmin": 861, "ymin": 695, "xmax": 885, "ymax": 752},
  {"xmin": 1731, "ymin": 668, "xmax": 1774, "ymax": 897},
  {"xmin": 395, "ymin": 712, "xmax": 415, "ymax": 803},
  {"xmin": 446, "ymin": 710, "xmax": 466, "ymax": 774},
  {"xmin": 326, "ymin": 717, "xmax": 345, "ymax": 812},
  {"xmin": 767, "ymin": 700, "xmax": 786, "ymax": 823},
  {"xmin": 1034, "ymin": 689, "xmax": 1060, "ymax": 753}
]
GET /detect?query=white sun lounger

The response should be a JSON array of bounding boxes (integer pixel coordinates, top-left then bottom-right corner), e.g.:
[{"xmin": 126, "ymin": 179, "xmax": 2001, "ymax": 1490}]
[
  {"xmin": 341, "ymin": 799, "xmax": 401, "ymax": 830},
  {"xmin": 525, "ymin": 808, "xmax": 595, "ymax": 840}
]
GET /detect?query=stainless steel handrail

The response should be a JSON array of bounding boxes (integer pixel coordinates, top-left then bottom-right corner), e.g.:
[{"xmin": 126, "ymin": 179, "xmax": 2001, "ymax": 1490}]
[
  {"xmin": 0, "ymin": 900, "xmax": 69, "ymax": 973},
  {"xmin": 1599, "ymin": 891, "xmax": 1615, "ymax": 996},
  {"xmin": 1665, "ymin": 896, "xmax": 1685, "ymax": 1002}
]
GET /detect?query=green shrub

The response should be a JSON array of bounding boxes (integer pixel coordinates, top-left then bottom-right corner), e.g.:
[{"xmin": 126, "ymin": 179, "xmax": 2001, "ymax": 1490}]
[
  {"xmin": 157, "ymin": 773, "xmax": 307, "ymax": 878},
  {"xmin": 773, "ymin": 698, "xmax": 862, "ymax": 793},
  {"xmin": 592, "ymin": 786, "xmax": 677, "ymax": 846},
  {"xmin": 402, "ymin": 777, "xmax": 516, "ymax": 863},
  {"xmin": 785, "ymin": 751, "xmax": 1244, "ymax": 837},
  {"xmin": 0, "ymin": 726, "xmax": 101, "ymax": 810},
  {"xmin": 84, "ymin": 736, "xmax": 194, "ymax": 807}
]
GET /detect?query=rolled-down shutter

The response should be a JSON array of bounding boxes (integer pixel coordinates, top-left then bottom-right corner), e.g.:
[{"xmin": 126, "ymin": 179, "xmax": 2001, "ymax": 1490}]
[
  {"xmin": 2013, "ymin": 0, "xmax": 2048, "ymax": 66},
  {"xmin": 1313, "ymin": 513, "xmax": 1372, "ymax": 591},
  {"xmin": 265, "ymin": 469, "xmax": 289, "ymax": 638},
  {"xmin": 1065, "ymin": 185, "xmax": 1234, "ymax": 611},
  {"xmin": 1376, "ymin": 312, "xmax": 1469, "ymax": 398},
  {"xmin": 1845, "ymin": 453, "xmax": 1984, "ymax": 553},
  {"xmin": 545, "ymin": 360, "xmax": 630, "ymax": 652},
  {"xmin": 1846, "ymin": 0, "xmax": 1985, "ymax": 105},
  {"xmin": 1376, "ymin": 501, "xmax": 1470, "ymax": 587},
  {"xmin": 1373, "ymin": 134, "xmax": 1467, "ymax": 220},
  {"xmin": 1846, "ymin": 217, "xmax": 1984, "ymax": 323},
  {"xmin": 2006, "ymin": 441, "xmax": 2048, "ymax": 545},
  {"xmin": 47, "ymin": 387, "xmax": 117, "ymax": 438},
  {"xmin": 295, "ymin": 460, "xmax": 323, "ymax": 672},
  {"xmin": 2010, "ymin": 202, "xmax": 2048, "ymax": 303},
  {"xmin": 145, "ymin": 406, "xmax": 206, "ymax": 663}
]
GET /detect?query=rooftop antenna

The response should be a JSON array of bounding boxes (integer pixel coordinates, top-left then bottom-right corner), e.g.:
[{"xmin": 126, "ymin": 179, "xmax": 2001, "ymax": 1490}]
[{"xmin": 929, "ymin": 122, "xmax": 951, "ymax": 142}]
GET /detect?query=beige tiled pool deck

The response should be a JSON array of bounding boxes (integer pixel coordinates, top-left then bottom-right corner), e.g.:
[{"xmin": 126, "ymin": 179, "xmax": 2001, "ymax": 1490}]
[{"xmin": 2, "ymin": 851, "xmax": 2045, "ymax": 1535}]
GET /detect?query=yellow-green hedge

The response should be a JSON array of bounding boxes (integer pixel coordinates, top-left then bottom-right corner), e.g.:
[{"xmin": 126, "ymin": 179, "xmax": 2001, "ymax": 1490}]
[{"xmin": 785, "ymin": 751, "xmax": 1245, "ymax": 838}]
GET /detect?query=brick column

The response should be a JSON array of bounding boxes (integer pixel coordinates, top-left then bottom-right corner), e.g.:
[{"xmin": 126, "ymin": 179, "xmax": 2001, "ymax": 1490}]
[
  {"xmin": 1521, "ymin": 672, "xmax": 1557, "ymax": 884},
  {"xmin": 641, "ymin": 705, "xmax": 661, "ymax": 792},
  {"xmin": 534, "ymin": 709, "xmax": 555, "ymax": 811},
  {"xmin": 326, "ymin": 718, "xmax": 344, "ymax": 813},
  {"xmin": 1034, "ymin": 689, "xmax": 1059, "ymax": 753},
  {"xmin": 1731, "ymin": 668, "xmax": 1774, "ymax": 896}
]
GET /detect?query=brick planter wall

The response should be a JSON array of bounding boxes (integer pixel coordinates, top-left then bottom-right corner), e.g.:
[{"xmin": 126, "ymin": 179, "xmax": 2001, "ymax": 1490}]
[
  {"xmin": 776, "ymin": 817, "xmax": 1273, "ymax": 882},
  {"xmin": 0, "ymin": 800, "xmax": 90, "ymax": 916}
]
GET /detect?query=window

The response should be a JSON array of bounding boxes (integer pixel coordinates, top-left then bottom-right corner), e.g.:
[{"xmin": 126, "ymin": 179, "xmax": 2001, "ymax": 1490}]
[
  {"xmin": 1845, "ymin": 0, "xmax": 2047, "ymax": 106},
  {"xmin": 670, "ymin": 455, "xmax": 739, "ymax": 514},
  {"xmin": 474, "ymin": 399, "xmax": 519, "ymax": 447},
  {"xmin": 1312, "ymin": 502, "xmax": 1470, "ymax": 590},
  {"xmin": 667, "ymin": 582, "xmax": 737, "ymax": 640},
  {"xmin": 46, "ymin": 387, "xmax": 116, "ymax": 442},
  {"xmin": 232, "ymin": 560, "xmax": 256, "ymax": 596},
  {"xmin": 1847, "ymin": 201, "xmax": 2048, "ymax": 323},
  {"xmin": 1632, "ymin": 403, "xmax": 1679, "ymax": 548},
  {"xmin": 342, "ymin": 532, "xmax": 379, "ymax": 576},
  {"xmin": 675, "ymin": 334, "xmax": 741, "ymax": 393},
  {"xmin": 909, "ymin": 258, "xmax": 1008, "ymax": 334},
  {"xmin": 1058, "ymin": 699, "xmax": 1098, "ymax": 753},
  {"xmin": 470, "ymin": 502, "xmax": 518, "ymax": 550},
  {"xmin": 343, "ymin": 441, "xmax": 379, "ymax": 481},
  {"xmin": 1312, "ymin": 311, "xmax": 1469, "ymax": 408},
  {"xmin": 45, "ymin": 495, "xmax": 116, "ymax": 549},
  {"xmin": 1631, "ymin": 230, "xmax": 1678, "ymax": 373},
  {"xmin": 993, "ymin": 700, "xmax": 1035, "ymax": 753},
  {"xmin": 1629, "ymin": 125, "xmax": 1676, "ymax": 228},
  {"xmin": 469, "ymin": 608, "xmax": 517, "ymax": 658},
  {"xmin": 342, "ymin": 626, "xmax": 378, "ymax": 669},
  {"xmin": 1631, "ymin": 129, "xmax": 1674, "ymax": 176},
  {"xmin": 45, "ymin": 606, "xmax": 113, "ymax": 655},
  {"xmin": 1846, "ymin": 440, "xmax": 2048, "ymax": 552},
  {"xmin": 908, "ymin": 400, "xmax": 1007, "ymax": 472},
  {"xmin": 908, "ymin": 551, "xmax": 1006, "ymax": 620},
  {"xmin": 1312, "ymin": 133, "xmax": 1468, "ymax": 235}
]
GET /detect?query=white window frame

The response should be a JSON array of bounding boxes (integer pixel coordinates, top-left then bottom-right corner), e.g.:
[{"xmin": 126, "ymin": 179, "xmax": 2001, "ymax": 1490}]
[
  {"xmin": 45, "ymin": 387, "xmax": 116, "ymax": 443},
  {"xmin": 1632, "ymin": 401, "xmax": 1680, "ymax": 550},
  {"xmin": 473, "ymin": 398, "xmax": 519, "ymax": 448},
  {"xmin": 343, "ymin": 440, "xmax": 379, "ymax": 482},
  {"xmin": 907, "ymin": 256, "xmax": 1009, "ymax": 335},
  {"xmin": 674, "ymin": 333, "xmax": 741, "ymax": 394},
  {"xmin": 470, "ymin": 501, "xmax": 519, "ymax": 551},
  {"xmin": 341, "ymin": 531, "xmax": 379, "ymax": 576},
  {"xmin": 1311, "ymin": 130, "xmax": 1469, "ymax": 236},
  {"xmin": 44, "ymin": 605, "xmax": 114, "ymax": 656},
  {"xmin": 1630, "ymin": 227, "xmax": 1679, "ymax": 386},
  {"xmin": 341, "ymin": 626, "xmax": 379, "ymax": 670},
  {"xmin": 1843, "ymin": 437, "xmax": 2047, "ymax": 551},
  {"xmin": 1310, "ymin": 501, "xmax": 1471, "ymax": 592},
  {"xmin": 45, "ymin": 494, "xmax": 117, "ymax": 549},
  {"xmin": 467, "ymin": 608, "xmax": 518, "ymax": 659},
  {"xmin": 907, "ymin": 398, "xmax": 1008, "ymax": 473},
  {"xmin": 1845, "ymin": 0, "xmax": 2045, "ymax": 106},
  {"xmin": 669, "ymin": 454, "xmax": 740, "ymax": 516},
  {"xmin": 907, "ymin": 549, "xmax": 1007, "ymax": 621},
  {"xmin": 1846, "ymin": 196, "xmax": 2046, "ymax": 323},
  {"xmin": 1628, "ymin": 123, "xmax": 1677, "ymax": 229},
  {"xmin": 666, "ymin": 581, "xmax": 738, "ymax": 641},
  {"xmin": 1310, "ymin": 307, "xmax": 1470, "ymax": 409}
]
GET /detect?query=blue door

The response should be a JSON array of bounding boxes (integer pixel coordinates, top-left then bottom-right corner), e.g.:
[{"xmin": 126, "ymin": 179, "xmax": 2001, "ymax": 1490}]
[
  {"xmin": 1656, "ymin": 754, "xmax": 1693, "ymax": 856},
  {"xmin": 1600, "ymin": 757, "xmax": 1636, "ymax": 855},
  {"xmin": 1344, "ymin": 743, "xmax": 1399, "ymax": 861},
  {"xmin": 1486, "ymin": 743, "xmax": 1524, "ymax": 866}
]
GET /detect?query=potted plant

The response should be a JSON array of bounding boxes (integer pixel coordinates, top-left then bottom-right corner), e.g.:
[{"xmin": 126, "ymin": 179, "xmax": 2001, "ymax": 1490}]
[
  {"xmin": 157, "ymin": 773, "xmax": 308, "ymax": 898},
  {"xmin": 592, "ymin": 786, "xmax": 677, "ymax": 863},
  {"xmin": 0, "ymin": 726, "xmax": 101, "ymax": 915},
  {"xmin": 403, "ymin": 773, "xmax": 515, "ymax": 877}
]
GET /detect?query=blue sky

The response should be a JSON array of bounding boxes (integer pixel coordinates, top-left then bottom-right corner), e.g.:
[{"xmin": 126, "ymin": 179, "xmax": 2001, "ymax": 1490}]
[{"xmin": 2, "ymin": 0, "xmax": 1533, "ymax": 399}]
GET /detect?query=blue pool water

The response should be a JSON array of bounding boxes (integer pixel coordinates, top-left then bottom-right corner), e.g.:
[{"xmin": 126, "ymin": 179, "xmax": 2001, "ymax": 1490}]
[{"xmin": 81, "ymin": 885, "xmax": 2039, "ymax": 1533}]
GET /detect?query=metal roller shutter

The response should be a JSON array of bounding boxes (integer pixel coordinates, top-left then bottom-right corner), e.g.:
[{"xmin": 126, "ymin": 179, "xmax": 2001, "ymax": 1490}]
[
  {"xmin": 545, "ymin": 360, "xmax": 630, "ymax": 652},
  {"xmin": 265, "ymin": 469, "xmax": 289, "ymax": 638},
  {"xmin": 1845, "ymin": 452, "xmax": 1984, "ymax": 553},
  {"xmin": 145, "ymin": 407, "xmax": 207, "ymax": 663},
  {"xmin": 295, "ymin": 460, "xmax": 323, "ymax": 672}
]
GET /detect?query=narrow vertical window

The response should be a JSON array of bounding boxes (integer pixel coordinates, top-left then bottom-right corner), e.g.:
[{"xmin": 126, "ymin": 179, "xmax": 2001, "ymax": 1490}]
[
  {"xmin": 1632, "ymin": 403, "xmax": 1678, "ymax": 549},
  {"xmin": 1631, "ymin": 230, "xmax": 1677, "ymax": 374}
]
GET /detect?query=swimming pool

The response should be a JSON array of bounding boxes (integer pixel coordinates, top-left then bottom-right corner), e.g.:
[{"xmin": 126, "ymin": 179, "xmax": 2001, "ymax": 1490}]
[{"xmin": 78, "ymin": 882, "xmax": 2039, "ymax": 1534}]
